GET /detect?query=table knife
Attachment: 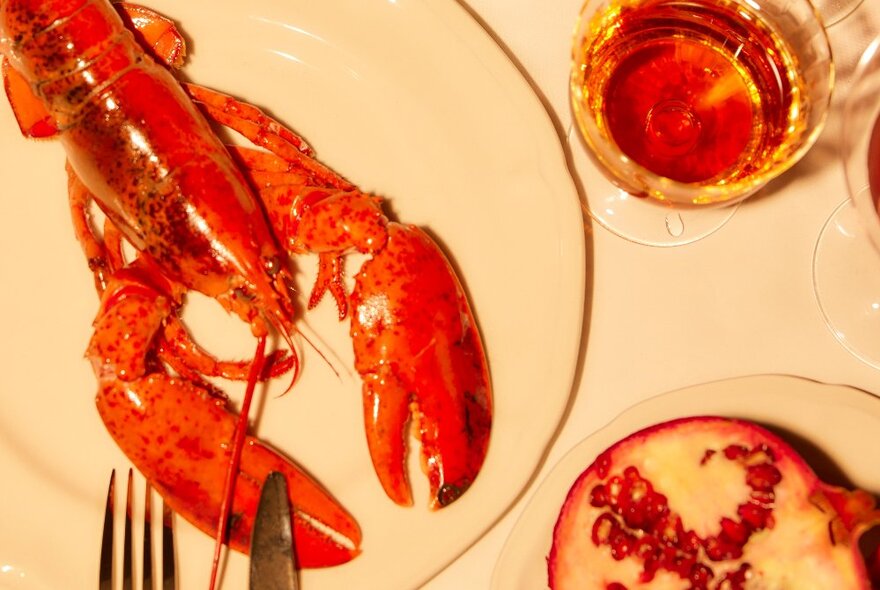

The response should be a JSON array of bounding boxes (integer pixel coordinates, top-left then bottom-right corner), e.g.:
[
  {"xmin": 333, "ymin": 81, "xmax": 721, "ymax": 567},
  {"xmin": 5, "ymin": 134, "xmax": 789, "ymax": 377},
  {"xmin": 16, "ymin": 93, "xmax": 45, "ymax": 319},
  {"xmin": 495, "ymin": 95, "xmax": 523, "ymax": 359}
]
[{"xmin": 250, "ymin": 471, "xmax": 298, "ymax": 590}]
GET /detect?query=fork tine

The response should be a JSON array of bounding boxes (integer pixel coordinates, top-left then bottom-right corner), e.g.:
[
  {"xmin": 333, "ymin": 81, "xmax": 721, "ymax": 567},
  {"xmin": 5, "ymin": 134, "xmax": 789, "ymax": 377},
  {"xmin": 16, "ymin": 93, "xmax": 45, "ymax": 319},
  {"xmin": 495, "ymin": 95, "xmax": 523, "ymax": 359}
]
[
  {"xmin": 98, "ymin": 470, "xmax": 115, "ymax": 590},
  {"xmin": 100, "ymin": 471, "xmax": 176, "ymax": 590},
  {"xmin": 162, "ymin": 500, "xmax": 176, "ymax": 590},
  {"xmin": 122, "ymin": 469, "xmax": 134, "ymax": 590},
  {"xmin": 144, "ymin": 481, "xmax": 154, "ymax": 590}
]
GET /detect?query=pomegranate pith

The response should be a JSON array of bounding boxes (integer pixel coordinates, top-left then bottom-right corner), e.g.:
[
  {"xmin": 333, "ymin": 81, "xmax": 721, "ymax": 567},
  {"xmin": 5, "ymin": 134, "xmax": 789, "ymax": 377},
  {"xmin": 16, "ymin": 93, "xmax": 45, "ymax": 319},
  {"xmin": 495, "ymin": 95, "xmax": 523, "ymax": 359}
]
[{"xmin": 548, "ymin": 416, "xmax": 880, "ymax": 589}]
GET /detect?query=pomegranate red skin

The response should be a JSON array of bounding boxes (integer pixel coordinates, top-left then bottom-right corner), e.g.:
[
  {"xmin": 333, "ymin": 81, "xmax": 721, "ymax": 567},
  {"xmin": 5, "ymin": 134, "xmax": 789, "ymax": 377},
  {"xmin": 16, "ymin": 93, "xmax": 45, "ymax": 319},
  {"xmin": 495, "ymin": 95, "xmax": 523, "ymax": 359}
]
[
  {"xmin": 548, "ymin": 416, "xmax": 880, "ymax": 590},
  {"xmin": 869, "ymin": 110, "xmax": 880, "ymax": 215}
]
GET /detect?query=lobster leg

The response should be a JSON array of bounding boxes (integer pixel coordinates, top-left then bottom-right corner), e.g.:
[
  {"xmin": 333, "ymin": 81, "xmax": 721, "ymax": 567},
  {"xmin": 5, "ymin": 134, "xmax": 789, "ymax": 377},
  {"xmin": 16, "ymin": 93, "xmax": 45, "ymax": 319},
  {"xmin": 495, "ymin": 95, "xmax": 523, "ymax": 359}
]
[
  {"xmin": 68, "ymin": 168, "xmax": 294, "ymax": 383},
  {"xmin": 89, "ymin": 268, "xmax": 361, "ymax": 566},
  {"xmin": 186, "ymin": 83, "xmax": 348, "ymax": 189}
]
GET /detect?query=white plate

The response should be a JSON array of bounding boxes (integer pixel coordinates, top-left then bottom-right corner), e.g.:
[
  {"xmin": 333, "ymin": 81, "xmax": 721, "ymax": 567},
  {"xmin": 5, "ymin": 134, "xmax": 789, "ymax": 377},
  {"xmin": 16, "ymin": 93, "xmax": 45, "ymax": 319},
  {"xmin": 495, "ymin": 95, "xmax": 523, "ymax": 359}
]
[
  {"xmin": 0, "ymin": 1, "xmax": 585, "ymax": 588},
  {"xmin": 491, "ymin": 374, "xmax": 880, "ymax": 589}
]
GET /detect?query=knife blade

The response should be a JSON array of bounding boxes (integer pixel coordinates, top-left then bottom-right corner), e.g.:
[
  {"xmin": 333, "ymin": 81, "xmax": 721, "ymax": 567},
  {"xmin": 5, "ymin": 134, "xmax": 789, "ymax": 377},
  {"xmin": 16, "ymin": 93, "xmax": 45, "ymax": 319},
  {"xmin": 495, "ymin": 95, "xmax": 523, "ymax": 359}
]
[{"xmin": 250, "ymin": 471, "xmax": 298, "ymax": 590}]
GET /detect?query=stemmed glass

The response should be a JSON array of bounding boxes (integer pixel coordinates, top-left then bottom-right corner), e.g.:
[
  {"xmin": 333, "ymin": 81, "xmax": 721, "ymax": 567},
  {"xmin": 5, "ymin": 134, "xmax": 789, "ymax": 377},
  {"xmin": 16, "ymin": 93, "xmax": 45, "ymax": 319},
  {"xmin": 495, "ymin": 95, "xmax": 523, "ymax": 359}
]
[
  {"xmin": 569, "ymin": 0, "xmax": 834, "ymax": 246},
  {"xmin": 813, "ymin": 37, "xmax": 880, "ymax": 369}
]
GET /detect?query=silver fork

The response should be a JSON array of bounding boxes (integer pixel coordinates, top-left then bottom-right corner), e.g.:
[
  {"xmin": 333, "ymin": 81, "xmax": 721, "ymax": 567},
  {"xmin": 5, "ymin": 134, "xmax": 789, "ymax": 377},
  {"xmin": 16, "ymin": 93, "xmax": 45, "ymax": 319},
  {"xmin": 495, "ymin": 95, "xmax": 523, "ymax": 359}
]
[{"xmin": 99, "ymin": 469, "xmax": 176, "ymax": 590}]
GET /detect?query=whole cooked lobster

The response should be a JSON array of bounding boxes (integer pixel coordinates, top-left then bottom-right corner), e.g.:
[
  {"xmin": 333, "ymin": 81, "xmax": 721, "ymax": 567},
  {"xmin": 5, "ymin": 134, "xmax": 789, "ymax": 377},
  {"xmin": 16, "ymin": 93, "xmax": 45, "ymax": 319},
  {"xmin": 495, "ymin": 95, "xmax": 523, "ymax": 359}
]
[{"xmin": 0, "ymin": 0, "xmax": 492, "ymax": 584}]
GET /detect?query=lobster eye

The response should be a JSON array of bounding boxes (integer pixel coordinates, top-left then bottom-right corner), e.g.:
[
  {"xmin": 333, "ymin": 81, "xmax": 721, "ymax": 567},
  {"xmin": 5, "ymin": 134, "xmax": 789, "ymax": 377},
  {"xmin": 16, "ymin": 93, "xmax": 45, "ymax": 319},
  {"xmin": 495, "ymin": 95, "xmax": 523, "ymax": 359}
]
[{"xmin": 264, "ymin": 255, "xmax": 283, "ymax": 276}]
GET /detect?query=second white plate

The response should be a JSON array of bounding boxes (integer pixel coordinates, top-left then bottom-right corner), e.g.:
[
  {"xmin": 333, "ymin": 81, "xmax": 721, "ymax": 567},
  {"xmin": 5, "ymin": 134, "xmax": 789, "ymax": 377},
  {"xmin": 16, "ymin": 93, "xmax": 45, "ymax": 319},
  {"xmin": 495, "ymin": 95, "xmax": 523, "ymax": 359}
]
[{"xmin": 491, "ymin": 374, "xmax": 880, "ymax": 589}]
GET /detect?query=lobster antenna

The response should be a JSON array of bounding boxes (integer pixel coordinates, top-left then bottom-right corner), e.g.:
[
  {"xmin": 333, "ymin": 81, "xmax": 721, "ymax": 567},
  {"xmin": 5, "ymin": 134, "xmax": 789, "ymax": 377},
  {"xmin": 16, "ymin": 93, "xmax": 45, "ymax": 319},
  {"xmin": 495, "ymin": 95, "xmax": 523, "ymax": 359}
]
[
  {"xmin": 208, "ymin": 334, "xmax": 267, "ymax": 590},
  {"xmin": 268, "ymin": 311, "xmax": 342, "ymax": 396}
]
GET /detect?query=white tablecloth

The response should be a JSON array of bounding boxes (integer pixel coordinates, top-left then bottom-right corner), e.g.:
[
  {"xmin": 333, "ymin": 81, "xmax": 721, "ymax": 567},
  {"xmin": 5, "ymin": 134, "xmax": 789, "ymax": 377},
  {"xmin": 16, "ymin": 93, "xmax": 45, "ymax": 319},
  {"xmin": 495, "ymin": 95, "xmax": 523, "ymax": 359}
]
[{"xmin": 425, "ymin": 1, "xmax": 880, "ymax": 587}]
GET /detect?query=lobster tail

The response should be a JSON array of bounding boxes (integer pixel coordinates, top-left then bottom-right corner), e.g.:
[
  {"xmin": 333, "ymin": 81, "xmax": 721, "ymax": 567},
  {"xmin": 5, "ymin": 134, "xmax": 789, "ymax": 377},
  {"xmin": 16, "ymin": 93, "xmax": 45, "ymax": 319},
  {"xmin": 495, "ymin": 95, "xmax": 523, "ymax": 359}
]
[{"xmin": 1, "ymin": 0, "xmax": 90, "ymax": 46}]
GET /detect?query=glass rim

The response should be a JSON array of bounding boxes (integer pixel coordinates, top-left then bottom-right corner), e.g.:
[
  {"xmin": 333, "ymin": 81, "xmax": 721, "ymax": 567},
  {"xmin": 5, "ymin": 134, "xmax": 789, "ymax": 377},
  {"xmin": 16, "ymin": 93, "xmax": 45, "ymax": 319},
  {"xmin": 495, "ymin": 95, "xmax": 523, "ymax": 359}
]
[{"xmin": 569, "ymin": 0, "xmax": 835, "ymax": 207}]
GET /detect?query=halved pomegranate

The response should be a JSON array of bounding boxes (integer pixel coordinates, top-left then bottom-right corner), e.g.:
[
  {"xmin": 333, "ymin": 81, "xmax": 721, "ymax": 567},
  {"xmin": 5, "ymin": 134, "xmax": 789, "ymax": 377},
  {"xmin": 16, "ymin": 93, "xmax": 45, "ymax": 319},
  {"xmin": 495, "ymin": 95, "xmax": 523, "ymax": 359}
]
[{"xmin": 548, "ymin": 416, "xmax": 880, "ymax": 589}]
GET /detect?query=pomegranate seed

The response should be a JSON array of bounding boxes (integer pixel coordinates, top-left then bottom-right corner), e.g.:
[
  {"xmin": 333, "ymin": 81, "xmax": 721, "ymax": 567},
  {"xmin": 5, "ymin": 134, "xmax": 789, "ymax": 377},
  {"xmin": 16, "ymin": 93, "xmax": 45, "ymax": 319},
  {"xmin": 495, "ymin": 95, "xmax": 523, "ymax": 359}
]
[
  {"xmin": 716, "ymin": 563, "xmax": 751, "ymax": 589},
  {"xmin": 609, "ymin": 528, "xmax": 636, "ymax": 560},
  {"xmin": 688, "ymin": 562, "xmax": 714, "ymax": 588},
  {"xmin": 634, "ymin": 536, "xmax": 659, "ymax": 557},
  {"xmin": 749, "ymin": 490, "xmax": 775, "ymax": 507},
  {"xmin": 640, "ymin": 556, "xmax": 660, "ymax": 583},
  {"xmin": 668, "ymin": 553, "xmax": 696, "ymax": 577},
  {"xmin": 642, "ymin": 492, "xmax": 670, "ymax": 527},
  {"xmin": 627, "ymin": 478, "xmax": 649, "ymax": 503},
  {"xmin": 595, "ymin": 451, "xmax": 612, "ymax": 478},
  {"xmin": 607, "ymin": 476, "xmax": 623, "ymax": 507},
  {"xmin": 723, "ymin": 444, "xmax": 748, "ymax": 460},
  {"xmin": 704, "ymin": 535, "xmax": 744, "ymax": 561},
  {"xmin": 633, "ymin": 535, "xmax": 665, "ymax": 582},
  {"xmin": 591, "ymin": 484, "xmax": 609, "ymax": 507},
  {"xmin": 719, "ymin": 517, "xmax": 749, "ymax": 545},
  {"xmin": 619, "ymin": 495, "xmax": 655, "ymax": 530},
  {"xmin": 592, "ymin": 513, "xmax": 617, "ymax": 545},
  {"xmin": 738, "ymin": 502, "xmax": 771, "ymax": 530},
  {"xmin": 746, "ymin": 463, "xmax": 782, "ymax": 491},
  {"xmin": 679, "ymin": 530, "xmax": 702, "ymax": 555},
  {"xmin": 656, "ymin": 514, "xmax": 683, "ymax": 545}
]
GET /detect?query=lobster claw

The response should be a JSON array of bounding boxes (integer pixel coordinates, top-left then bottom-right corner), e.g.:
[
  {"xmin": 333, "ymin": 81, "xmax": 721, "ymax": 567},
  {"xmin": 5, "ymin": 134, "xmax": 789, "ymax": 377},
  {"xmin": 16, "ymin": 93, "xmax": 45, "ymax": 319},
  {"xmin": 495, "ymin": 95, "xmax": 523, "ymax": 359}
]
[
  {"xmin": 350, "ymin": 224, "xmax": 492, "ymax": 509},
  {"xmin": 96, "ymin": 376, "xmax": 362, "ymax": 566},
  {"xmin": 89, "ymin": 270, "xmax": 361, "ymax": 567},
  {"xmin": 246, "ymin": 179, "xmax": 494, "ymax": 509}
]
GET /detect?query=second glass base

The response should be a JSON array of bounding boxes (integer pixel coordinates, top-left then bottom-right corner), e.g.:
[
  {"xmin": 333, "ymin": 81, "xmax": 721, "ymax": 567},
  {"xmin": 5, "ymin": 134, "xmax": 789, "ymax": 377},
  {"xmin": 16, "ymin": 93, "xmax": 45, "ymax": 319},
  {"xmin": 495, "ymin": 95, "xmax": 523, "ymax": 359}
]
[
  {"xmin": 813, "ymin": 199, "xmax": 880, "ymax": 370},
  {"xmin": 568, "ymin": 126, "xmax": 739, "ymax": 247}
]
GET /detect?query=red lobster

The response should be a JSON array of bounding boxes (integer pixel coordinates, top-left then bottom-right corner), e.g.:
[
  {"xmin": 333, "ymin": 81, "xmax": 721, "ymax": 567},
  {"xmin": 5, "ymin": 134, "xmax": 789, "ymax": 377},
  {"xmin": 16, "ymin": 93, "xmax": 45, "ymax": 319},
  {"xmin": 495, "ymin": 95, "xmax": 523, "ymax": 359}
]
[{"xmin": 0, "ymin": 0, "xmax": 492, "ymax": 578}]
